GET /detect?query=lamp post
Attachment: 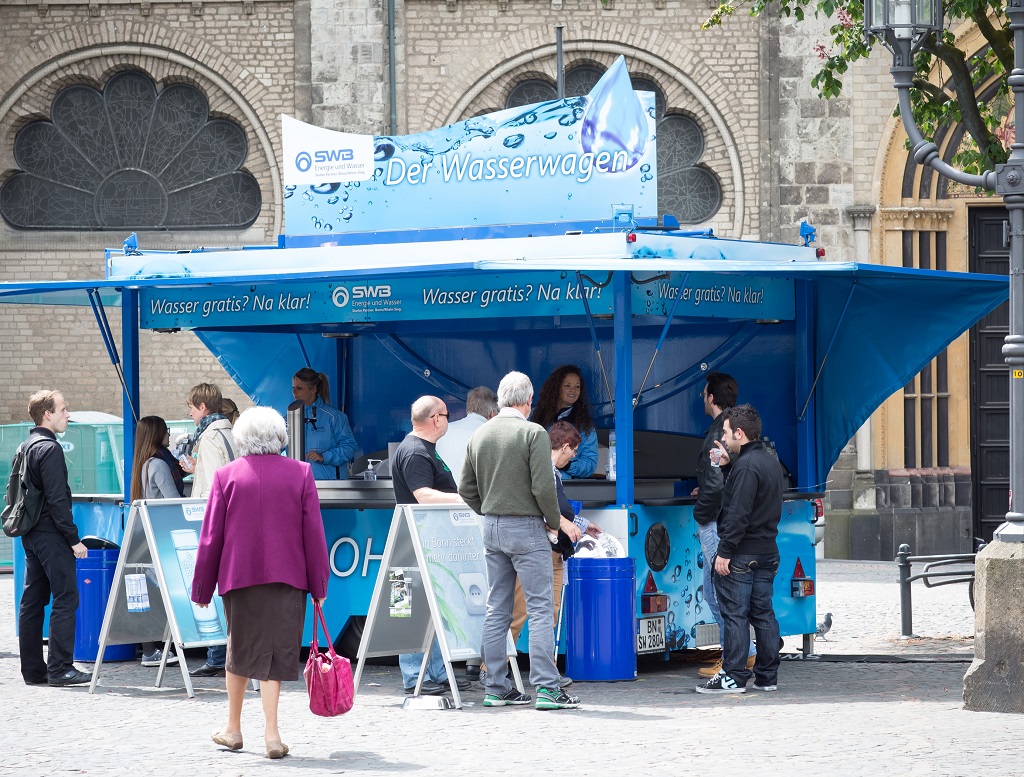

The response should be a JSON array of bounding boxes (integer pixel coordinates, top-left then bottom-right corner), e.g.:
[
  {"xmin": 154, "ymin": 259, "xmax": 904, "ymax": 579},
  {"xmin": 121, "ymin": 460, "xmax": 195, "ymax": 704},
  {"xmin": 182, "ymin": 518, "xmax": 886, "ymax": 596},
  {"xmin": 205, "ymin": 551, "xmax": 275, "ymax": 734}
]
[{"xmin": 865, "ymin": 0, "xmax": 1024, "ymax": 712}]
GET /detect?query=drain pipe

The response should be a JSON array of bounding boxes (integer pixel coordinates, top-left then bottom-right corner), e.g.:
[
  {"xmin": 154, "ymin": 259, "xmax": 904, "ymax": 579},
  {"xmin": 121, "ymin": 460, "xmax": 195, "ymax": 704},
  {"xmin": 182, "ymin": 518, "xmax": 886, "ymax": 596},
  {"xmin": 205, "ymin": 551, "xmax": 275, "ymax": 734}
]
[
  {"xmin": 555, "ymin": 24, "xmax": 564, "ymax": 99},
  {"xmin": 388, "ymin": 0, "xmax": 398, "ymax": 134}
]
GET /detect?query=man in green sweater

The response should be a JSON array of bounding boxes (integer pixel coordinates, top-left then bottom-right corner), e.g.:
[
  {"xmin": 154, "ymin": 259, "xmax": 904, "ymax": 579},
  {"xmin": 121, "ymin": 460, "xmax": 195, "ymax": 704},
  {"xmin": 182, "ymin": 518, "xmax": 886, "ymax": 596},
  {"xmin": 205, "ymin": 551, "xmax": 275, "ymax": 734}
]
[{"xmin": 460, "ymin": 371, "xmax": 583, "ymax": 711}]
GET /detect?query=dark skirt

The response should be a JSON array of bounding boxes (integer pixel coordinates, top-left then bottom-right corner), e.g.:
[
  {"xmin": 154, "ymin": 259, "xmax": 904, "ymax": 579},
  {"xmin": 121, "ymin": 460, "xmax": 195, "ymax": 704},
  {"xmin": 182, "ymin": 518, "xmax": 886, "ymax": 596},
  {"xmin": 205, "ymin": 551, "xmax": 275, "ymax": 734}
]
[{"xmin": 222, "ymin": 583, "xmax": 307, "ymax": 681}]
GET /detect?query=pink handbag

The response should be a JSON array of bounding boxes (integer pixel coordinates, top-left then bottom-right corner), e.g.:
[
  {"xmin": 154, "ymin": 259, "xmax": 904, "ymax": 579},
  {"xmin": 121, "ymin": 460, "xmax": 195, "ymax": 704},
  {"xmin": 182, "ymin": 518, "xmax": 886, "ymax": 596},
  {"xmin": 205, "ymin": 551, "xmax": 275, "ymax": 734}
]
[{"xmin": 304, "ymin": 601, "xmax": 354, "ymax": 717}]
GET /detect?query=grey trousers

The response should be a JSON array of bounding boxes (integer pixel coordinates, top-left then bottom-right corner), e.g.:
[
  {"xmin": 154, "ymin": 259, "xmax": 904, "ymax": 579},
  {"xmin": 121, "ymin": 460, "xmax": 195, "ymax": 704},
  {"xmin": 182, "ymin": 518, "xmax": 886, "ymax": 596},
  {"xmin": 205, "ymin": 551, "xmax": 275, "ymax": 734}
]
[{"xmin": 480, "ymin": 515, "xmax": 559, "ymax": 694}]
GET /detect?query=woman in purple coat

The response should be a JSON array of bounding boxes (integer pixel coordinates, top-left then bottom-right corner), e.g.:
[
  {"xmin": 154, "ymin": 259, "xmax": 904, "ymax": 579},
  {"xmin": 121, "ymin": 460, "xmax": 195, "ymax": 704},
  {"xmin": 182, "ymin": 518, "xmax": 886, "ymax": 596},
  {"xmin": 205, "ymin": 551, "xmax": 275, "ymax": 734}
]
[{"xmin": 191, "ymin": 406, "xmax": 330, "ymax": 759}]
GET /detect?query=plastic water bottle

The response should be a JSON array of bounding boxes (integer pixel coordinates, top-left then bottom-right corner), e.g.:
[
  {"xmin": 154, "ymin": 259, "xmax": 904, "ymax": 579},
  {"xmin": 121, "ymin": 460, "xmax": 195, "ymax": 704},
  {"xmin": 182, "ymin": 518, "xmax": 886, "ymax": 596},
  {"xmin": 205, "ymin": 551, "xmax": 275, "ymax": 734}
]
[{"xmin": 606, "ymin": 430, "xmax": 616, "ymax": 481}]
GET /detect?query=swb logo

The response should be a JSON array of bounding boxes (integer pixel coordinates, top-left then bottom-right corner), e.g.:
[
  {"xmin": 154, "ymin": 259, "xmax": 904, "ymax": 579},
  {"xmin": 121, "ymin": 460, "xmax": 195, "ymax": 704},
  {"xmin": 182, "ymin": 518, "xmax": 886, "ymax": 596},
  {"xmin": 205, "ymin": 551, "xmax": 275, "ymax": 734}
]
[
  {"xmin": 295, "ymin": 149, "xmax": 355, "ymax": 173},
  {"xmin": 332, "ymin": 285, "xmax": 392, "ymax": 308}
]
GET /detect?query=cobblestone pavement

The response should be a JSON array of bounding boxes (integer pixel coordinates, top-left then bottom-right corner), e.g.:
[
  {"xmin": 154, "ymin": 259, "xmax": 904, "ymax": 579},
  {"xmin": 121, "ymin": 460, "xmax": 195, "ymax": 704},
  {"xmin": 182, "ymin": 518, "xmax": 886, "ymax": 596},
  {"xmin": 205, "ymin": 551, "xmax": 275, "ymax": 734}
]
[{"xmin": 2, "ymin": 560, "xmax": 1015, "ymax": 777}]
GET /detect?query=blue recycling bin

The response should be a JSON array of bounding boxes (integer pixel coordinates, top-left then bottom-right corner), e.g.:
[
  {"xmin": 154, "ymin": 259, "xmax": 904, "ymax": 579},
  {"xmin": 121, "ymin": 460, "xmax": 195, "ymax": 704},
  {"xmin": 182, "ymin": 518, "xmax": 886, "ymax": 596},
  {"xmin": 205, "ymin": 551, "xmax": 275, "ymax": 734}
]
[
  {"xmin": 75, "ymin": 549, "xmax": 135, "ymax": 662},
  {"xmin": 565, "ymin": 556, "xmax": 637, "ymax": 681}
]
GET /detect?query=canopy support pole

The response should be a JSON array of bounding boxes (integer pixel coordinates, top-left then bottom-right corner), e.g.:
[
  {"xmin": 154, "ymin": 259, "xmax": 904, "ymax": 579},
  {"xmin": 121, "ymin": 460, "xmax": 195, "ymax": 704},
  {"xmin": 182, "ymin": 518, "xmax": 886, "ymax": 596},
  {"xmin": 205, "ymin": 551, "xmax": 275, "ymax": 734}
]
[
  {"xmin": 576, "ymin": 271, "xmax": 614, "ymax": 413},
  {"xmin": 120, "ymin": 288, "xmax": 140, "ymax": 503},
  {"xmin": 295, "ymin": 334, "xmax": 313, "ymax": 369},
  {"xmin": 613, "ymin": 271, "xmax": 634, "ymax": 506},
  {"xmin": 635, "ymin": 272, "xmax": 689, "ymax": 408},
  {"xmin": 88, "ymin": 288, "xmax": 139, "ymax": 423},
  {"xmin": 797, "ymin": 282, "xmax": 857, "ymax": 423}
]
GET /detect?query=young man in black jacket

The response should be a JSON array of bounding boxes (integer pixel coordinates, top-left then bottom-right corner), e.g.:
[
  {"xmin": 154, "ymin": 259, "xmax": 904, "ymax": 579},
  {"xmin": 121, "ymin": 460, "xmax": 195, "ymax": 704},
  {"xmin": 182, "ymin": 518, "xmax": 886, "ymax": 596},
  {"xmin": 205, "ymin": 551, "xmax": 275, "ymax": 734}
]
[
  {"xmin": 696, "ymin": 404, "xmax": 783, "ymax": 695},
  {"xmin": 18, "ymin": 390, "xmax": 91, "ymax": 687},
  {"xmin": 692, "ymin": 372, "xmax": 756, "ymax": 679}
]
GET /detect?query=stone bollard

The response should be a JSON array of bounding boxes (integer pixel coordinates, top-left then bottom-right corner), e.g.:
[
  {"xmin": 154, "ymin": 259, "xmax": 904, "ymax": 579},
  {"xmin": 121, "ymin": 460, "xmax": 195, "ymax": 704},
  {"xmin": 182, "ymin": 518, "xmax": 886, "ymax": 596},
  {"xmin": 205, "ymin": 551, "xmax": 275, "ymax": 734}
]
[{"xmin": 963, "ymin": 542, "xmax": 1024, "ymax": 713}]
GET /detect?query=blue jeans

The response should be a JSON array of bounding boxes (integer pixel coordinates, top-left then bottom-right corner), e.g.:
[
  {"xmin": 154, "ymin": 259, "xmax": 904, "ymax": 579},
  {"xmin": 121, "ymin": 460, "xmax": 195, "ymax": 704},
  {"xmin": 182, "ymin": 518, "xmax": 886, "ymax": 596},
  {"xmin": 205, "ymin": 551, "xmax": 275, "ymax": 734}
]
[
  {"xmin": 207, "ymin": 644, "xmax": 226, "ymax": 668},
  {"xmin": 400, "ymin": 638, "xmax": 448, "ymax": 689},
  {"xmin": 698, "ymin": 523, "xmax": 756, "ymax": 658},
  {"xmin": 481, "ymin": 515, "xmax": 559, "ymax": 695},
  {"xmin": 713, "ymin": 552, "xmax": 781, "ymax": 687},
  {"xmin": 19, "ymin": 530, "xmax": 79, "ymax": 681}
]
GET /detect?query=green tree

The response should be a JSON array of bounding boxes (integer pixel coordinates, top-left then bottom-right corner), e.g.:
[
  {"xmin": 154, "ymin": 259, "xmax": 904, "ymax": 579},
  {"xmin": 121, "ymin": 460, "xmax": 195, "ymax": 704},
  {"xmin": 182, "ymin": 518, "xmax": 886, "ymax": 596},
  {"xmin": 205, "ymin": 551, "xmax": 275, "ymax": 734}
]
[{"xmin": 704, "ymin": 0, "xmax": 1011, "ymax": 174}]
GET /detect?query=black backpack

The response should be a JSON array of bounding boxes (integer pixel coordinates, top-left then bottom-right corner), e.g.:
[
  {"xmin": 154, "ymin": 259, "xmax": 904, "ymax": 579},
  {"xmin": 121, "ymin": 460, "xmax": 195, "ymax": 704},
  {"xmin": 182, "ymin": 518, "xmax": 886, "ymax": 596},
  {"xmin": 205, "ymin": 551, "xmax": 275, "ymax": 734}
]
[{"xmin": 2, "ymin": 435, "xmax": 51, "ymax": 538}]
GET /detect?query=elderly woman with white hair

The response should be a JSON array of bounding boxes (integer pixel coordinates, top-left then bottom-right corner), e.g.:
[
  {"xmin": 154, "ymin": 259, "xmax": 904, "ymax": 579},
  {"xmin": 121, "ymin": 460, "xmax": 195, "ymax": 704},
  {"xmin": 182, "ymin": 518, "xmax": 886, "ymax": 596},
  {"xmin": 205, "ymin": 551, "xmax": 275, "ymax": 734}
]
[{"xmin": 191, "ymin": 406, "xmax": 330, "ymax": 759}]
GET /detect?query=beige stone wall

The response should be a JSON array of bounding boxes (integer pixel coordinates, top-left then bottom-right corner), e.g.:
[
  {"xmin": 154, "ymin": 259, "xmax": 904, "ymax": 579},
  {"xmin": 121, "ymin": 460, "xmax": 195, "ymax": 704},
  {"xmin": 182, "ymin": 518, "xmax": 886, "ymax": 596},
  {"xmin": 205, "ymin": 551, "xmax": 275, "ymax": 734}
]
[
  {"xmin": 397, "ymin": 4, "xmax": 765, "ymax": 240},
  {"xmin": 0, "ymin": 1, "xmax": 295, "ymax": 423}
]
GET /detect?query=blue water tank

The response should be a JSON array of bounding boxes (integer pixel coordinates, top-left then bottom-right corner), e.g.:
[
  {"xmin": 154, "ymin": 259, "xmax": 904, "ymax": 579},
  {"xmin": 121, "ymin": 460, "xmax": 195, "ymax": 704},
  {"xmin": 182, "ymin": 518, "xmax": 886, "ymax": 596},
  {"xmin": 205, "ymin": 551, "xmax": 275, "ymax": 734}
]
[
  {"xmin": 565, "ymin": 557, "xmax": 637, "ymax": 681},
  {"xmin": 75, "ymin": 549, "xmax": 136, "ymax": 662}
]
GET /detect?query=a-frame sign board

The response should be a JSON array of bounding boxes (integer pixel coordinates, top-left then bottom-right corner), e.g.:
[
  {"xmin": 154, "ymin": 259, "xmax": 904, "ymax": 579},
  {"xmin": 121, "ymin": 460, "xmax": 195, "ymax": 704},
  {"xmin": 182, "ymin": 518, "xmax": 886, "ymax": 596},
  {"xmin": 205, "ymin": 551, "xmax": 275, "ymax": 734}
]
[
  {"xmin": 353, "ymin": 504, "xmax": 522, "ymax": 709},
  {"xmin": 87, "ymin": 499, "xmax": 228, "ymax": 698}
]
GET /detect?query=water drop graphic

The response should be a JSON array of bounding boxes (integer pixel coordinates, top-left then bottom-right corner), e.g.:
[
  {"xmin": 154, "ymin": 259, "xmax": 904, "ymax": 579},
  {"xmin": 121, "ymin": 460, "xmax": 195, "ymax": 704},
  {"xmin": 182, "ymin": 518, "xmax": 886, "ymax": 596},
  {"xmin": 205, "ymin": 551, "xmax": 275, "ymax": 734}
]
[
  {"xmin": 558, "ymin": 114, "xmax": 577, "ymax": 127},
  {"xmin": 641, "ymin": 164, "xmax": 651, "ymax": 173},
  {"xmin": 544, "ymin": 131, "xmax": 557, "ymax": 139},
  {"xmin": 284, "ymin": 185, "xmax": 296, "ymax": 199},
  {"xmin": 327, "ymin": 196, "xmax": 339, "ymax": 205},
  {"xmin": 342, "ymin": 211, "xmax": 353, "ymax": 221},
  {"xmin": 375, "ymin": 140, "xmax": 396, "ymax": 162},
  {"xmin": 580, "ymin": 59, "xmax": 649, "ymax": 171},
  {"xmin": 311, "ymin": 183, "xmax": 340, "ymax": 195},
  {"xmin": 302, "ymin": 191, "xmax": 313, "ymax": 201},
  {"xmin": 503, "ymin": 134, "xmax": 525, "ymax": 149},
  {"xmin": 648, "ymin": 106, "xmax": 657, "ymax": 119},
  {"xmin": 686, "ymin": 568, "xmax": 692, "ymax": 582},
  {"xmin": 342, "ymin": 191, "xmax": 349, "ymax": 202}
]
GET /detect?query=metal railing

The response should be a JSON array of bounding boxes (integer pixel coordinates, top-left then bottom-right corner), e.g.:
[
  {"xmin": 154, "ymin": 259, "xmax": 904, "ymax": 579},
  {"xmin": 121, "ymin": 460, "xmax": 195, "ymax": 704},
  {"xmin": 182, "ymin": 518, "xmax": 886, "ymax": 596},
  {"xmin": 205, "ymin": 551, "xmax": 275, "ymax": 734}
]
[{"xmin": 896, "ymin": 543, "xmax": 979, "ymax": 638}]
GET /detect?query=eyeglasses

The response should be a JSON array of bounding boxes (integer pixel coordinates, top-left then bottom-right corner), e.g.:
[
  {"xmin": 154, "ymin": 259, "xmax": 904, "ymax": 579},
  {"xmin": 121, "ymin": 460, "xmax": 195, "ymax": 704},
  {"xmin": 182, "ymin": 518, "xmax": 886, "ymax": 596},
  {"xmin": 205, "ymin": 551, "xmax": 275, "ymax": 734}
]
[{"xmin": 432, "ymin": 412, "xmax": 450, "ymax": 420}]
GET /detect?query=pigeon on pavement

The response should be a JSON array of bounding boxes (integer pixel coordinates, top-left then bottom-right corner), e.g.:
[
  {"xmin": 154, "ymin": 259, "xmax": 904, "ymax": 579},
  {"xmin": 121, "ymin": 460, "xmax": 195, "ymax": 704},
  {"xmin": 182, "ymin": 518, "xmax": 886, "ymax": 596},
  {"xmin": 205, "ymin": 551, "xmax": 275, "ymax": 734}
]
[{"xmin": 815, "ymin": 612, "xmax": 833, "ymax": 641}]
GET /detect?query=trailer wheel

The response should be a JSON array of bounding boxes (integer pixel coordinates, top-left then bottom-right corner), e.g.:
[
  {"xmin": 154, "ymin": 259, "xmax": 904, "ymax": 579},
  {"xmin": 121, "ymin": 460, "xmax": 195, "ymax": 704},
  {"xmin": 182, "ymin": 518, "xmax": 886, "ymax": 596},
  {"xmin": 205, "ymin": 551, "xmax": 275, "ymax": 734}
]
[
  {"xmin": 969, "ymin": 580, "xmax": 976, "ymax": 611},
  {"xmin": 334, "ymin": 615, "xmax": 366, "ymax": 660}
]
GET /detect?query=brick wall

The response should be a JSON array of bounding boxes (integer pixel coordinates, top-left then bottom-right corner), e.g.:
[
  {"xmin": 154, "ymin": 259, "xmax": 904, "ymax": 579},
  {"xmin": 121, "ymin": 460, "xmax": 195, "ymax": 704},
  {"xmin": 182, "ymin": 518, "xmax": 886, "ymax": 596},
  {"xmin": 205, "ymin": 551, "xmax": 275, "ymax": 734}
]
[{"xmin": 0, "ymin": 1, "xmax": 295, "ymax": 423}]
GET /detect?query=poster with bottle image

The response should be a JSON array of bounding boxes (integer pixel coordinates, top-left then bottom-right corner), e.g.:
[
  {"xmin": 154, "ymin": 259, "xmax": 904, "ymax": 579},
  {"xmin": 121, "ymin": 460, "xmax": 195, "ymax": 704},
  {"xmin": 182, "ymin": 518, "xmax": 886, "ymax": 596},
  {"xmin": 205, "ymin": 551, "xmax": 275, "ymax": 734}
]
[{"xmin": 147, "ymin": 501, "xmax": 227, "ymax": 645}]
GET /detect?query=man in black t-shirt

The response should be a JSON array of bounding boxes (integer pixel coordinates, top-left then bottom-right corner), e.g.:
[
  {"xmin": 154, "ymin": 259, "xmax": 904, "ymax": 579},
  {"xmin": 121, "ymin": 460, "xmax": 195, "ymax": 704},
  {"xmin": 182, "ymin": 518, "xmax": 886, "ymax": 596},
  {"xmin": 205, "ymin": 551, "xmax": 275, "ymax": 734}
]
[
  {"xmin": 391, "ymin": 395, "xmax": 463, "ymax": 504},
  {"xmin": 391, "ymin": 395, "xmax": 470, "ymax": 696}
]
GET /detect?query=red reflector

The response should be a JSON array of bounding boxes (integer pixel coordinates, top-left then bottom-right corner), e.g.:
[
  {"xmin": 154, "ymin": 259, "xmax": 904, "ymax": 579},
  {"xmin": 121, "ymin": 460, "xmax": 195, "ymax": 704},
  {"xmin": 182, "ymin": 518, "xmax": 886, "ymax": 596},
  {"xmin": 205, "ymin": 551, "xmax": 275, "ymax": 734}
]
[
  {"xmin": 793, "ymin": 557, "xmax": 805, "ymax": 579},
  {"xmin": 627, "ymin": 232, "xmax": 637, "ymax": 243},
  {"xmin": 813, "ymin": 497, "xmax": 824, "ymax": 519},
  {"xmin": 643, "ymin": 570, "xmax": 658, "ymax": 593},
  {"xmin": 815, "ymin": 247, "xmax": 826, "ymax": 258}
]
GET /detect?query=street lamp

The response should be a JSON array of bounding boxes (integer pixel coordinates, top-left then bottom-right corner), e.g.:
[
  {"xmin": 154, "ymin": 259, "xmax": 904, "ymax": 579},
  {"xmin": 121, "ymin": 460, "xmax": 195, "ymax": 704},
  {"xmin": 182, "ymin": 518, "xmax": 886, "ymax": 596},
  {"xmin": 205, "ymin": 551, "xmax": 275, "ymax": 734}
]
[{"xmin": 865, "ymin": 0, "xmax": 1024, "ymax": 712}]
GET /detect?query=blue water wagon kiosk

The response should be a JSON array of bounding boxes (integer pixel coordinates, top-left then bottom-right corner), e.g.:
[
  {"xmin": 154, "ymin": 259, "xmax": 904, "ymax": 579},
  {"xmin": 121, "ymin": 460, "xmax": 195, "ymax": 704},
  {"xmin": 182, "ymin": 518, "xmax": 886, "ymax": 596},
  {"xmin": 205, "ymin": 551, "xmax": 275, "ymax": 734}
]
[{"xmin": 0, "ymin": 57, "xmax": 1007, "ymax": 668}]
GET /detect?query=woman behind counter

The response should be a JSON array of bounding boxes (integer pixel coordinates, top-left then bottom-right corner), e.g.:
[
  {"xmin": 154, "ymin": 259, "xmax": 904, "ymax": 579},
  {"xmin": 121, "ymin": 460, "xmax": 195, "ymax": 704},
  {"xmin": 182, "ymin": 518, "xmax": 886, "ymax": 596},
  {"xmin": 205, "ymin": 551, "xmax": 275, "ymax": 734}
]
[
  {"xmin": 191, "ymin": 407, "xmax": 330, "ymax": 759},
  {"xmin": 531, "ymin": 364, "xmax": 599, "ymax": 478},
  {"xmin": 292, "ymin": 367, "xmax": 358, "ymax": 479}
]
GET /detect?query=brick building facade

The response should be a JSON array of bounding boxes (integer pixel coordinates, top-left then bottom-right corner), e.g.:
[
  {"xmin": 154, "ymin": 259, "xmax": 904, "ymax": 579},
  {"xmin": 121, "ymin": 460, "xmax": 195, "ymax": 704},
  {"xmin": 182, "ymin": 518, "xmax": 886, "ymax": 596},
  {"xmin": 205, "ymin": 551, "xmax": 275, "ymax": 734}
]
[{"xmin": 0, "ymin": 2, "xmax": 1000, "ymax": 553}]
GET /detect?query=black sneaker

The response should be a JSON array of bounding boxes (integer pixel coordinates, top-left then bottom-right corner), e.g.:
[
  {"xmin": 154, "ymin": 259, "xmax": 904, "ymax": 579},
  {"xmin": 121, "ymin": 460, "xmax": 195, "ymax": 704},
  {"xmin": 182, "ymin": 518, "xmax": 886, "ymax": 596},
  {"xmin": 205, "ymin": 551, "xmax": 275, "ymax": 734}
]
[
  {"xmin": 465, "ymin": 665, "xmax": 481, "ymax": 681},
  {"xmin": 535, "ymin": 687, "xmax": 581, "ymax": 710},
  {"xmin": 695, "ymin": 672, "xmax": 746, "ymax": 694},
  {"xmin": 483, "ymin": 689, "xmax": 532, "ymax": 707},
  {"xmin": 48, "ymin": 669, "xmax": 91, "ymax": 686}
]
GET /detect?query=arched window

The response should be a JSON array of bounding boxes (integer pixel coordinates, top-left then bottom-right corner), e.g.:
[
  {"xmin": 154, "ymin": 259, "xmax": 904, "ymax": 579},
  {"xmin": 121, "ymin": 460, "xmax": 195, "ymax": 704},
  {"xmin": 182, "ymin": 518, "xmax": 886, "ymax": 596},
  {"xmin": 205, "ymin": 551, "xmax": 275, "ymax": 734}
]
[
  {"xmin": 564, "ymin": 66, "xmax": 604, "ymax": 98},
  {"xmin": 504, "ymin": 66, "xmax": 722, "ymax": 225},
  {"xmin": 506, "ymin": 79, "xmax": 557, "ymax": 109},
  {"xmin": 0, "ymin": 71, "xmax": 261, "ymax": 230}
]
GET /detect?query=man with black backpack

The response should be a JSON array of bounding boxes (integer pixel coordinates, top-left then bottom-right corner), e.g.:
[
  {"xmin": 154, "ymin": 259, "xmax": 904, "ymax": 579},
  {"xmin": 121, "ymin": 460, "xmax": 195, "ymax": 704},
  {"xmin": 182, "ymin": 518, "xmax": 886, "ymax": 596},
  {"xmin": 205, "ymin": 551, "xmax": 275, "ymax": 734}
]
[{"xmin": 17, "ymin": 390, "xmax": 91, "ymax": 687}]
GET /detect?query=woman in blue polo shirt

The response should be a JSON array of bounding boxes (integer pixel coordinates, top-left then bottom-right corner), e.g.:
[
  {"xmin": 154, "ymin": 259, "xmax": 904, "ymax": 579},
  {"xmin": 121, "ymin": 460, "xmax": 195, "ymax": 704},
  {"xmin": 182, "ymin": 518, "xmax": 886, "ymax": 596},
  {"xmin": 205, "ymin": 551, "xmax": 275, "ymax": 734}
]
[{"xmin": 291, "ymin": 367, "xmax": 358, "ymax": 479}]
